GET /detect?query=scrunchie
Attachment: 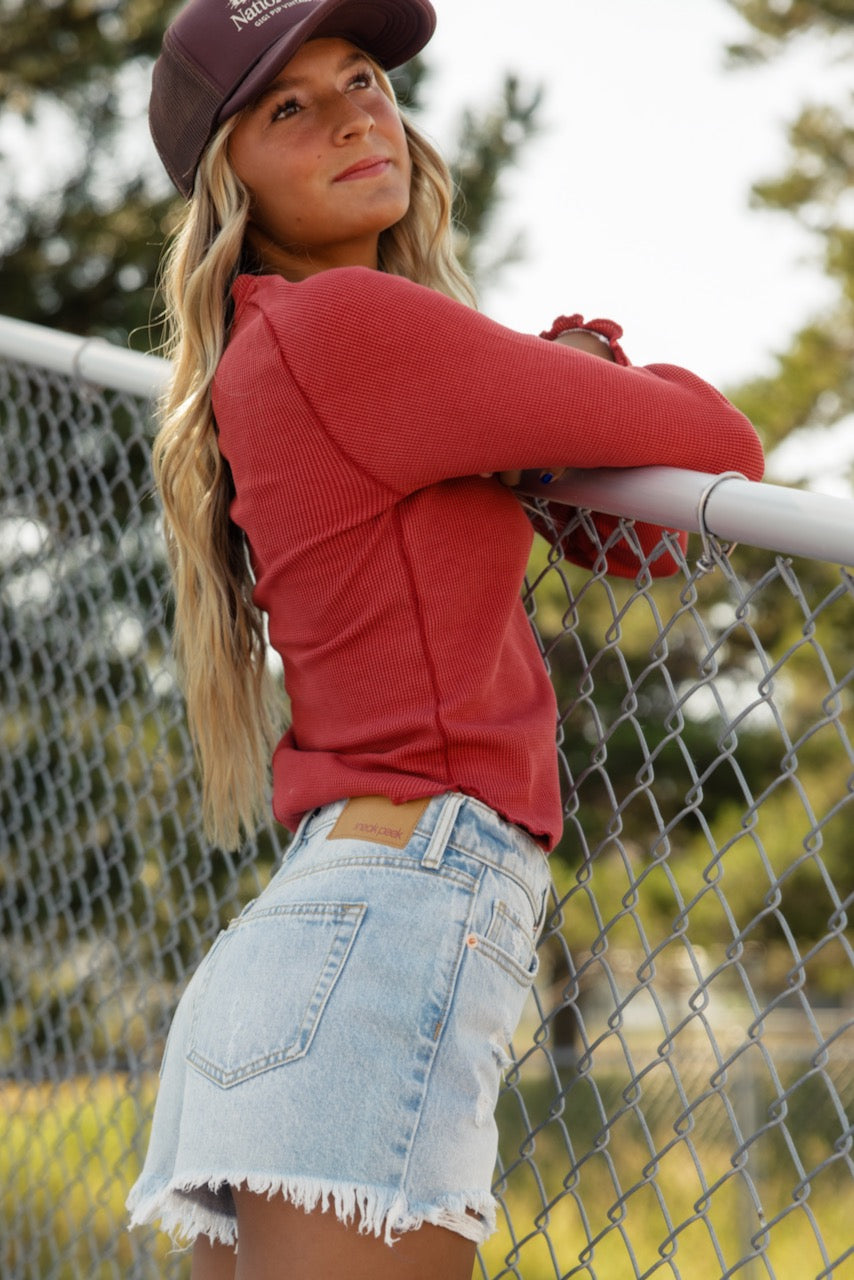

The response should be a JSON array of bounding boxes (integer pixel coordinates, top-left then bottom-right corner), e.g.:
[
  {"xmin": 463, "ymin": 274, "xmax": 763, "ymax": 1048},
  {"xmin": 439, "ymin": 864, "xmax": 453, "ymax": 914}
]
[{"xmin": 540, "ymin": 314, "xmax": 630, "ymax": 367}]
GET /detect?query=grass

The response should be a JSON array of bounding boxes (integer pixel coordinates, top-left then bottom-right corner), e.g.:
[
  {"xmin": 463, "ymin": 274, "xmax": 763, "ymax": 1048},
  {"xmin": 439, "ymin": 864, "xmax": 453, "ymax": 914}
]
[
  {"xmin": 2, "ymin": 1070, "xmax": 851, "ymax": 1280},
  {"xmin": 1, "ymin": 1075, "xmax": 173, "ymax": 1280},
  {"xmin": 476, "ymin": 1066, "xmax": 854, "ymax": 1280}
]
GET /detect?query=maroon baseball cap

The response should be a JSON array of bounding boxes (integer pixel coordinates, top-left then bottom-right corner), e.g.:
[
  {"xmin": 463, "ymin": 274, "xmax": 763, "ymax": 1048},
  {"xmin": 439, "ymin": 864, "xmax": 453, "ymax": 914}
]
[{"xmin": 150, "ymin": 0, "xmax": 437, "ymax": 198}]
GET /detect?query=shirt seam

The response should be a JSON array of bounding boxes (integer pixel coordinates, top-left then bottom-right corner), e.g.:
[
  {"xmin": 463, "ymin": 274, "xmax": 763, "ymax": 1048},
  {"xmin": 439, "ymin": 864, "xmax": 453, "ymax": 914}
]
[
  {"xmin": 393, "ymin": 505, "xmax": 454, "ymax": 788},
  {"xmin": 252, "ymin": 298, "xmax": 406, "ymax": 501},
  {"xmin": 242, "ymin": 293, "xmax": 454, "ymax": 784}
]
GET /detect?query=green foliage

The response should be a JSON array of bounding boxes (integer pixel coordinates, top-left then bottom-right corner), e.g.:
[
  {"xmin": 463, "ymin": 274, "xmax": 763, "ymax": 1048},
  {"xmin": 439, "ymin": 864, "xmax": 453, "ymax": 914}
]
[
  {"xmin": 0, "ymin": 0, "xmax": 176, "ymax": 344},
  {"xmin": 451, "ymin": 76, "xmax": 543, "ymax": 282},
  {"xmin": 733, "ymin": 320, "xmax": 854, "ymax": 451},
  {"xmin": 1, "ymin": 184, "xmax": 176, "ymax": 349},
  {"xmin": 713, "ymin": 14, "xmax": 854, "ymax": 998},
  {"xmin": 2, "ymin": 0, "xmax": 167, "ymax": 106},
  {"xmin": 725, "ymin": 0, "xmax": 854, "ymax": 61},
  {"xmin": 723, "ymin": 0, "xmax": 854, "ymax": 475}
]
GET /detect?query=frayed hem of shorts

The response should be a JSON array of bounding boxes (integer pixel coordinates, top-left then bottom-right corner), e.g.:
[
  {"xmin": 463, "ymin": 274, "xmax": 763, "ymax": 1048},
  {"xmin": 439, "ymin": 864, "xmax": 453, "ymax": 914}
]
[{"xmin": 127, "ymin": 1175, "xmax": 497, "ymax": 1248}]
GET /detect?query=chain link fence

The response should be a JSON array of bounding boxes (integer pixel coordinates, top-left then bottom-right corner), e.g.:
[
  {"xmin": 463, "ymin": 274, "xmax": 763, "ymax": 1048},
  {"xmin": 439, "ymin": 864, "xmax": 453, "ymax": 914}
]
[{"xmin": 1, "ymin": 318, "xmax": 852, "ymax": 1280}]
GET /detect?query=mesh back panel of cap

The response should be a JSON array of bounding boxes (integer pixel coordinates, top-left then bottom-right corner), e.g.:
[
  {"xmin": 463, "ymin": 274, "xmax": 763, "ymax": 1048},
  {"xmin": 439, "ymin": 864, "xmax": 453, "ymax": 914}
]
[{"xmin": 151, "ymin": 38, "xmax": 225, "ymax": 198}]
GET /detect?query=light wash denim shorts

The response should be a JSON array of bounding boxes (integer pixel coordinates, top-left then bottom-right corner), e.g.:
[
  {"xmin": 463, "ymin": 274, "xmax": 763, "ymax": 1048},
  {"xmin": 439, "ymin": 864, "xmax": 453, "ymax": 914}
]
[{"xmin": 126, "ymin": 792, "xmax": 552, "ymax": 1248}]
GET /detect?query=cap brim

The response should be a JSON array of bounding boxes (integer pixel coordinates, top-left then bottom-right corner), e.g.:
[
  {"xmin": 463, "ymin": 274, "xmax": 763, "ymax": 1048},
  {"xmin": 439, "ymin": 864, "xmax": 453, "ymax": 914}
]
[{"xmin": 218, "ymin": 0, "xmax": 435, "ymax": 120}]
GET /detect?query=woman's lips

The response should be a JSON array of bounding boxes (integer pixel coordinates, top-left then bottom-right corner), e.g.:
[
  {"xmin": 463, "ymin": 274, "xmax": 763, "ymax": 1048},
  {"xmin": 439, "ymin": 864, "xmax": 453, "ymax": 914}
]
[{"xmin": 334, "ymin": 157, "xmax": 391, "ymax": 182}]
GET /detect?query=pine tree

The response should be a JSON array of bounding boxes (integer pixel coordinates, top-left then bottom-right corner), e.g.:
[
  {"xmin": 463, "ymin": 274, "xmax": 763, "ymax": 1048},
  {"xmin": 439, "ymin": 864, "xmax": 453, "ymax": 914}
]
[
  {"xmin": 715, "ymin": 0, "xmax": 854, "ymax": 964},
  {"xmin": 723, "ymin": 0, "xmax": 854, "ymax": 463},
  {"xmin": 0, "ymin": 0, "xmax": 173, "ymax": 346}
]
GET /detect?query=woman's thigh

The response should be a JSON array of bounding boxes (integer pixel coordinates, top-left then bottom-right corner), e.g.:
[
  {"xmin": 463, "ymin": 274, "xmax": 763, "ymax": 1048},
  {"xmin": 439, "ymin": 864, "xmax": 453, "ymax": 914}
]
[
  {"xmin": 232, "ymin": 1187, "xmax": 477, "ymax": 1280},
  {"xmin": 191, "ymin": 1235, "xmax": 237, "ymax": 1280}
]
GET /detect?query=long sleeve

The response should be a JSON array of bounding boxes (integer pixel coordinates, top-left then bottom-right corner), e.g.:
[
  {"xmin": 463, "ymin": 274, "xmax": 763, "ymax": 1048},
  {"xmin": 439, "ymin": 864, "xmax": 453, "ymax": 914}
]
[
  {"xmin": 214, "ymin": 269, "xmax": 763, "ymax": 847},
  {"xmin": 231, "ymin": 268, "xmax": 764, "ymax": 495}
]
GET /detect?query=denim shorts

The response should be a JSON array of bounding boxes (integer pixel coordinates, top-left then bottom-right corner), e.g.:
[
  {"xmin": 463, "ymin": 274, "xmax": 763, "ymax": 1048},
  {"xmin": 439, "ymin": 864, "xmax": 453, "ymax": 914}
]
[{"xmin": 126, "ymin": 792, "xmax": 552, "ymax": 1248}]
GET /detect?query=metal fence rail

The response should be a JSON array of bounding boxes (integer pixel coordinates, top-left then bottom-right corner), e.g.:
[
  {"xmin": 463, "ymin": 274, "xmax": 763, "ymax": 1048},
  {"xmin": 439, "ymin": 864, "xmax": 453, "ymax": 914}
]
[{"xmin": 1, "ymin": 314, "xmax": 852, "ymax": 1280}]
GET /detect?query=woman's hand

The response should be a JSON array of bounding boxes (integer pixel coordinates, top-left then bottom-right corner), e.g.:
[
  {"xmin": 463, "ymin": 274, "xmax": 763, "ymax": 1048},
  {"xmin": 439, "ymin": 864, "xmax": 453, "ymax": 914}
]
[{"xmin": 482, "ymin": 328, "xmax": 617, "ymax": 487}]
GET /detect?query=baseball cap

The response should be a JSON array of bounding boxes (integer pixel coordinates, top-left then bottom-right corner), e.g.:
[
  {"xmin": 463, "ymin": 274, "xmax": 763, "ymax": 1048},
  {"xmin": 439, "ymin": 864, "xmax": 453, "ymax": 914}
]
[{"xmin": 150, "ymin": 0, "xmax": 437, "ymax": 198}]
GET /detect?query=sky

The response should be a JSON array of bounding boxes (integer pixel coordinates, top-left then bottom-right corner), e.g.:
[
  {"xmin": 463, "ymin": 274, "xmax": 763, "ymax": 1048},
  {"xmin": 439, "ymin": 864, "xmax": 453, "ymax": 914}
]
[{"xmin": 413, "ymin": 0, "xmax": 838, "ymax": 390}]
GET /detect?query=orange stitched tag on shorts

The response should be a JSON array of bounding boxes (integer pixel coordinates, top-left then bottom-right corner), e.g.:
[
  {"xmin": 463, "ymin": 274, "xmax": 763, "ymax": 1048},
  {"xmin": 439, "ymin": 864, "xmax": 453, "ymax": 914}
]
[{"xmin": 327, "ymin": 796, "xmax": 430, "ymax": 849}]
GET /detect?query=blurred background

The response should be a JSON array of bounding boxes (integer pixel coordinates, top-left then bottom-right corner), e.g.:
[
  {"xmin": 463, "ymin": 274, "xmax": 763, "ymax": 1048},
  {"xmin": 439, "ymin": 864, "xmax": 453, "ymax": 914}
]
[{"xmin": 2, "ymin": 3, "xmax": 853, "ymax": 1278}]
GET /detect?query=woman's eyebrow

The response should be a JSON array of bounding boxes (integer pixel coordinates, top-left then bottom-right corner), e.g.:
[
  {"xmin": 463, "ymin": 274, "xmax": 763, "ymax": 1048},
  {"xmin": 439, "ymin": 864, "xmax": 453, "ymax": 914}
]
[{"xmin": 250, "ymin": 51, "xmax": 370, "ymax": 110}]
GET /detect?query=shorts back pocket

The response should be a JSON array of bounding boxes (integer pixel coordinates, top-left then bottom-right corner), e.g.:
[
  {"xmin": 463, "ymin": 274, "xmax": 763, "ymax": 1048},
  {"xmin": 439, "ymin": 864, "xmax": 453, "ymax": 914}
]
[{"xmin": 187, "ymin": 901, "xmax": 366, "ymax": 1088}]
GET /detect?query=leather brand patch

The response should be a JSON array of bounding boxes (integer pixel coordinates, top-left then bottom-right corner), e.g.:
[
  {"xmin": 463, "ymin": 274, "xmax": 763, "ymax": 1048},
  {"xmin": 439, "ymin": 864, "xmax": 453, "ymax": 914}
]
[{"xmin": 327, "ymin": 796, "xmax": 431, "ymax": 849}]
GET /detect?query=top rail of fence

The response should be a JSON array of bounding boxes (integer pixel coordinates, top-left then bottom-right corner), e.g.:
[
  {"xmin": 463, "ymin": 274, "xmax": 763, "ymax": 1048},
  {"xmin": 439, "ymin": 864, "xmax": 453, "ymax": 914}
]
[
  {"xmin": 0, "ymin": 313, "xmax": 170, "ymax": 400},
  {"xmin": 2, "ymin": 311, "xmax": 853, "ymax": 568},
  {"xmin": 518, "ymin": 467, "xmax": 854, "ymax": 567}
]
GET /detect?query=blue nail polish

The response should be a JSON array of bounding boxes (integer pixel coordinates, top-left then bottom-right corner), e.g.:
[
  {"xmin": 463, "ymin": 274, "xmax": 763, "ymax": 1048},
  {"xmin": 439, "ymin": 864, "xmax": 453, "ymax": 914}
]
[{"xmin": 540, "ymin": 471, "xmax": 554, "ymax": 485}]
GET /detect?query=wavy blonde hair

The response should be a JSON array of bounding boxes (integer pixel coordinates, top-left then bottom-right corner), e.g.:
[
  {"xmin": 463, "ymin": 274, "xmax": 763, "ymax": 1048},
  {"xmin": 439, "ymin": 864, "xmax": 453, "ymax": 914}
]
[{"xmin": 154, "ymin": 64, "xmax": 475, "ymax": 848}]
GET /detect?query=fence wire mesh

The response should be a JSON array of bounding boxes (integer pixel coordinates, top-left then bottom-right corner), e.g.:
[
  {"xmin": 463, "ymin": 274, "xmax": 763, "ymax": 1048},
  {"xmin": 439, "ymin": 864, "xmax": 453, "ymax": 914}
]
[{"xmin": 1, "ymin": 345, "xmax": 852, "ymax": 1280}]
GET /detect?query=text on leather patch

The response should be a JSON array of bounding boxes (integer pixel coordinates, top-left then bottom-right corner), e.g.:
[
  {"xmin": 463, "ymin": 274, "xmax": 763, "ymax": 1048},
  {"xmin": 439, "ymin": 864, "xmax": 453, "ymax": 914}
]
[{"xmin": 327, "ymin": 796, "xmax": 431, "ymax": 849}]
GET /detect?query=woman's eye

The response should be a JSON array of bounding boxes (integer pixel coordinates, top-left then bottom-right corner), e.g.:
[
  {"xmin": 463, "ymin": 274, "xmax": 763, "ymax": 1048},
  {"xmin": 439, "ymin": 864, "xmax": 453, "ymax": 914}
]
[
  {"xmin": 271, "ymin": 97, "xmax": 301, "ymax": 121},
  {"xmin": 347, "ymin": 69, "xmax": 375, "ymax": 90}
]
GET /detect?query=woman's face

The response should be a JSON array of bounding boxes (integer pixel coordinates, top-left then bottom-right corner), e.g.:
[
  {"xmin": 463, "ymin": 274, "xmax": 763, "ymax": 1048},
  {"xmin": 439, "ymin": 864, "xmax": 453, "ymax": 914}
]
[{"xmin": 229, "ymin": 37, "xmax": 411, "ymax": 280}]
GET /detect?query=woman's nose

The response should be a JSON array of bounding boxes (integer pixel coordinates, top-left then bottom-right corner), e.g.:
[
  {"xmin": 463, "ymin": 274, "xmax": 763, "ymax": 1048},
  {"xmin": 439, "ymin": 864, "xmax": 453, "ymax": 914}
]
[{"xmin": 330, "ymin": 95, "xmax": 374, "ymax": 142}]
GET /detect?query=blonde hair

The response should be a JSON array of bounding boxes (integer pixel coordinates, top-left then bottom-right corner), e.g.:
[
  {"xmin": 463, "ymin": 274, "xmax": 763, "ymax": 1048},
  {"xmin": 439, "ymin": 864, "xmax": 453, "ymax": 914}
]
[{"xmin": 153, "ymin": 67, "xmax": 475, "ymax": 847}]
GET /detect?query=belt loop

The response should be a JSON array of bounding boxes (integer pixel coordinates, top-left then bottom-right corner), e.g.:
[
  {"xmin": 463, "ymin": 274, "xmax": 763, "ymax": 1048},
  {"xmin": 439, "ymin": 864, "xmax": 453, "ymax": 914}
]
[
  {"xmin": 289, "ymin": 806, "xmax": 317, "ymax": 850},
  {"xmin": 421, "ymin": 793, "xmax": 464, "ymax": 869}
]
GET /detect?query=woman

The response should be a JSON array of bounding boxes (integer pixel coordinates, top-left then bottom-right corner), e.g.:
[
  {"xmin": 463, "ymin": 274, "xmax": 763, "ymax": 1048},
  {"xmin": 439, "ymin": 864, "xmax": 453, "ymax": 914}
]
[{"xmin": 128, "ymin": 1, "xmax": 764, "ymax": 1277}]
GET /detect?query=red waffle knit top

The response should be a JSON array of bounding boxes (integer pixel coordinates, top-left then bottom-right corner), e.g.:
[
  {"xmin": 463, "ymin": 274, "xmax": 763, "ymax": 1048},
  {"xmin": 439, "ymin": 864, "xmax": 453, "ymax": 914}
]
[{"xmin": 212, "ymin": 268, "xmax": 764, "ymax": 849}]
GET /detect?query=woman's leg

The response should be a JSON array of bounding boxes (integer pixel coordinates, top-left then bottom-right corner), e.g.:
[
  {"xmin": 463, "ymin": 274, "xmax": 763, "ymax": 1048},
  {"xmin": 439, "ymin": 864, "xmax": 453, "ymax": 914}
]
[
  {"xmin": 232, "ymin": 1188, "xmax": 477, "ymax": 1280},
  {"xmin": 191, "ymin": 1235, "xmax": 237, "ymax": 1280}
]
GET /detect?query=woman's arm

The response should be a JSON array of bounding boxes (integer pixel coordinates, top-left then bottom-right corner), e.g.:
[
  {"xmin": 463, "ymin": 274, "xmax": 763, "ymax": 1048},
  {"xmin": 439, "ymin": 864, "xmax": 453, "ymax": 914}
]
[
  {"xmin": 239, "ymin": 268, "xmax": 764, "ymax": 492},
  {"xmin": 486, "ymin": 322, "xmax": 619, "ymax": 488},
  {"xmin": 517, "ymin": 322, "xmax": 688, "ymax": 576}
]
